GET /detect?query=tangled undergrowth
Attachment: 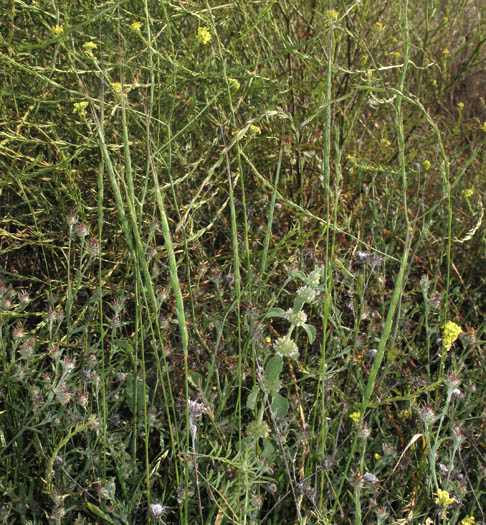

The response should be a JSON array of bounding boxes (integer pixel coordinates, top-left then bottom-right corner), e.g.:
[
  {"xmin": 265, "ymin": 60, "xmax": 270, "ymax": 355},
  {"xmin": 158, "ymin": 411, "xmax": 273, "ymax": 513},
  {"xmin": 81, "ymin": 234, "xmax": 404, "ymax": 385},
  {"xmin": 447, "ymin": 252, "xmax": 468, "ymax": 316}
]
[{"xmin": 1, "ymin": 1, "xmax": 486, "ymax": 523}]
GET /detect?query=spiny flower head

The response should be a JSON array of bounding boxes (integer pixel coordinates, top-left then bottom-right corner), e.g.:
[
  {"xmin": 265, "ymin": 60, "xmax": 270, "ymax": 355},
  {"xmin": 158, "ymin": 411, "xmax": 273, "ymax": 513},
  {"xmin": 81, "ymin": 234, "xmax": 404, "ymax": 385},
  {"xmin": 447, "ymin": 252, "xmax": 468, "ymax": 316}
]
[
  {"xmin": 443, "ymin": 321, "xmax": 462, "ymax": 350},
  {"xmin": 274, "ymin": 336, "xmax": 299, "ymax": 360}
]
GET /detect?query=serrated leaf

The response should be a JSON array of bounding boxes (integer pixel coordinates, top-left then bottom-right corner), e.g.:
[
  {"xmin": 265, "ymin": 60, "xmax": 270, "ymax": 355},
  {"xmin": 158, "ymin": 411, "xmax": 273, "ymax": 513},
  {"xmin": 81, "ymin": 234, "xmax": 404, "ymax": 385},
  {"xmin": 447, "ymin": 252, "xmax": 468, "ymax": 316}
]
[
  {"xmin": 271, "ymin": 393, "xmax": 289, "ymax": 418},
  {"xmin": 246, "ymin": 385, "xmax": 260, "ymax": 410},
  {"xmin": 302, "ymin": 323, "xmax": 316, "ymax": 344},
  {"xmin": 265, "ymin": 355, "xmax": 283, "ymax": 381},
  {"xmin": 264, "ymin": 307, "xmax": 287, "ymax": 319}
]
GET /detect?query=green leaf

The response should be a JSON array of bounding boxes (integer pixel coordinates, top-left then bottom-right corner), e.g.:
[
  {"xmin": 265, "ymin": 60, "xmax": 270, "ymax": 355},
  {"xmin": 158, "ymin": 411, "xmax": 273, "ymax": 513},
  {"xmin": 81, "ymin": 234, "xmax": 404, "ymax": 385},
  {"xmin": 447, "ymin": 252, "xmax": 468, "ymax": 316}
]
[
  {"xmin": 271, "ymin": 393, "xmax": 289, "ymax": 418},
  {"xmin": 87, "ymin": 502, "xmax": 117, "ymax": 524},
  {"xmin": 264, "ymin": 307, "xmax": 287, "ymax": 319},
  {"xmin": 265, "ymin": 355, "xmax": 283, "ymax": 381},
  {"xmin": 302, "ymin": 323, "xmax": 316, "ymax": 344},
  {"xmin": 262, "ymin": 438, "xmax": 275, "ymax": 459},
  {"xmin": 246, "ymin": 385, "xmax": 260, "ymax": 410}
]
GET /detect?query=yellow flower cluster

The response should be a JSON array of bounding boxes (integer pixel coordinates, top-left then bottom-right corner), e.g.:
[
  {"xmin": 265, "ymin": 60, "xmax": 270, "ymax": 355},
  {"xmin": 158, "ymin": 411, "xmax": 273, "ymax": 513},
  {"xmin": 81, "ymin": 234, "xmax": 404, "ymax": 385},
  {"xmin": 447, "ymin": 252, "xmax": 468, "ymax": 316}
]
[
  {"xmin": 228, "ymin": 78, "xmax": 241, "ymax": 90},
  {"xmin": 349, "ymin": 411, "xmax": 361, "ymax": 425},
  {"xmin": 249, "ymin": 125, "xmax": 261, "ymax": 135},
  {"xmin": 52, "ymin": 25, "xmax": 64, "ymax": 35},
  {"xmin": 326, "ymin": 10, "xmax": 339, "ymax": 21},
  {"xmin": 83, "ymin": 41, "xmax": 97, "ymax": 53},
  {"xmin": 111, "ymin": 82, "xmax": 122, "ymax": 94},
  {"xmin": 442, "ymin": 322, "xmax": 462, "ymax": 350},
  {"xmin": 197, "ymin": 26, "xmax": 212, "ymax": 45},
  {"xmin": 73, "ymin": 101, "xmax": 88, "ymax": 116},
  {"xmin": 462, "ymin": 188, "xmax": 474, "ymax": 198},
  {"xmin": 435, "ymin": 488, "xmax": 455, "ymax": 507},
  {"xmin": 130, "ymin": 21, "xmax": 142, "ymax": 33},
  {"xmin": 461, "ymin": 517, "xmax": 475, "ymax": 525}
]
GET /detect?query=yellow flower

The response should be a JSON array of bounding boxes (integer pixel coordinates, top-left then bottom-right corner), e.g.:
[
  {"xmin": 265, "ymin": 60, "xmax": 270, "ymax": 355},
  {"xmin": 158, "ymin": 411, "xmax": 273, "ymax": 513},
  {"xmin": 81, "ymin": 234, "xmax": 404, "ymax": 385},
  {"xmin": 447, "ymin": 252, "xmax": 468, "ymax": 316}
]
[
  {"xmin": 249, "ymin": 125, "xmax": 261, "ymax": 135},
  {"xmin": 462, "ymin": 188, "xmax": 474, "ymax": 198},
  {"xmin": 435, "ymin": 488, "xmax": 455, "ymax": 508},
  {"xmin": 381, "ymin": 138, "xmax": 391, "ymax": 147},
  {"xmin": 349, "ymin": 411, "xmax": 361, "ymax": 425},
  {"xmin": 73, "ymin": 101, "xmax": 88, "ymax": 116},
  {"xmin": 197, "ymin": 26, "xmax": 212, "ymax": 45},
  {"xmin": 374, "ymin": 22, "xmax": 383, "ymax": 31},
  {"xmin": 111, "ymin": 82, "xmax": 122, "ymax": 94},
  {"xmin": 443, "ymin": 48, "xmax": 450, "ymax": 56},
  {"xmin": 130, "ymin": 21, "xmax": 142, "ymax": 33},
  {"xmin": 423, "ymin": 160, "xmax": 431, "ymax": 171},
  {"xmin": 442, "ymin": 322, "xmax": 462, "ymax": 351},
  {"xmin": 83, "ymin": 41, "xmax": 97, "ymax": 53},
  {"xmin": 326, "ymin": 10, "xmax": 339, "ymax": 21},
  {"xmin": 458, "ymin": 102, "xmax": 464, "ymax": 110},
  {"xmin": 374, "ymin": 453, "xmax": 382, "ymax": 460},
  {"xmin": 228, "ymin": 78, "xmax": 241, "ymax": 90},
  {"xmin": 52, "ymin": 25, "xmax": 64, "ymax": 35},
  {"xmin": 461, "ymin": 517, "xmax": 475, "ymax": 525},
  {"xmin": 391, "ymin": 51, "xmax": 401, "ymax": 60}
]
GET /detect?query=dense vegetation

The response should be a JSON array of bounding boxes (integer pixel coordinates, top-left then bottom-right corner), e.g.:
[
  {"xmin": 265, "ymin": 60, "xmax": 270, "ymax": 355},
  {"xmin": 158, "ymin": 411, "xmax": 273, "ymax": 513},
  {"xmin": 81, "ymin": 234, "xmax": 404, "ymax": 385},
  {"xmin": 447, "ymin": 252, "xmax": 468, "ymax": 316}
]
[{"xmin": 1, "ymin": 0, "xmax": 486, "ymax": 523}]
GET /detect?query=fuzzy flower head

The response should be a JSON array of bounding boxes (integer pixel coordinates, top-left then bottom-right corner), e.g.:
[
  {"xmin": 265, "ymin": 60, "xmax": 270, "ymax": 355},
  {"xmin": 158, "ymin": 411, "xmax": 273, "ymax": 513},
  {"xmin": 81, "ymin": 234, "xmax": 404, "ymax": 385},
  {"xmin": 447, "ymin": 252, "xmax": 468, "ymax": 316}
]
[
  {"xmin": 274, "ymin": 336, "xmax": 299, "ymax": 360},
  {"xmin": 197, "ymin": 26, "xmax": 212, "ymax": 45},
  {"xmin": 297, "ymin": 285, "xmax": 317, "ymax": 304},
  {"xmin": 285, "ymin": 308, "xmax": 307, "ymax": 327},
  {"xmin": 443, "ymin": 321, "xmax": 462, "ymax": 350}
]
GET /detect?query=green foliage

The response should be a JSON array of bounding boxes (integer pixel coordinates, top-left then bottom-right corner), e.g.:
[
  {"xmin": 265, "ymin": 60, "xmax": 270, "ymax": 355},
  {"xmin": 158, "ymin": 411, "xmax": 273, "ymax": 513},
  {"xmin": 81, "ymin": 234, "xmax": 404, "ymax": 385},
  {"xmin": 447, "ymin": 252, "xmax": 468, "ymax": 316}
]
[{"xmin": 1, "ymin": 0, "xmax": 486, "ymax": 523}]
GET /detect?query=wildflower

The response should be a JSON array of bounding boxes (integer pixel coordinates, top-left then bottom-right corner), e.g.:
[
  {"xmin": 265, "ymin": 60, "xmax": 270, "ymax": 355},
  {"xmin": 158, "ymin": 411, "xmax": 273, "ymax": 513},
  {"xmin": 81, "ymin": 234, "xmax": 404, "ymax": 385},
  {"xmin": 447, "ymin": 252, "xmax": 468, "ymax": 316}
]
[
  {"xmin": 381, "ymin": 138, "xmax": 391, "ymax": 146},
  {"xmin": 435, "ymin": 488, "xmax": 455, "ymax": 508},
  {"xmin": 418, "ymin": 404, "xmax": 435, "ymax": 426},
  {"xmin": 12, "ymin": 325, "xmax": 25, "ymax": 339},
  {"xmin": 265, "ymin": 336, "xmax": 272, "ymax": 344},
  {"xmin": 247, "ymin": 419, "xmax": 271, "ymax": 440},
  {"xmin": 228, "ymin": 78, "xmax": 240, "ymax": 90},
  {"xmin": 297, "ymin": 285, "xmax": 317, "ymax": 304},
  {"xmin": 73, "ymin": 101, "xmax": 88, "ymax": 116},
  {"xmin": 326, "ymin": 9, "xmax": 339, "ymax": 21},
  {"xmin": 86, "ymin": 238, "xmax": 100, "ymax": 258},
  {"xmin": 374, "ymin": 22, "xmax": 384, "ymax": 31},
  {"xmin": 391, "ymin": 51, "xmax": 400, "ymax": 60},
  {"xmin": 285, "ymin": 308, "xmax": 307, "ymax": 327},
  {"xmin": 111, "ymin": 82, "xmax": 122, "ymax": 94},
  {"xmin": 149, "ymin": 504, "xmax": 167, "ymax": 517},
  {"xmin": 188, "ymin": 399, "xmax": 208, "ymax": 419},
  {"xmin": 274, "ymin": 336, "xmax": 299, "ymax": 360},
  {"xmin": 130, "ymin": 21, "xmax": 142, "ymax": 33},
  {"xmin": 52, "ymin": 25, "xmax": 64, "ymax": 35},
  {"xmin": 442, "ymin": 321, "xmax": 462, "ymax": 350},
  {"xmin": 462, "ymin": 188, "xmax": 474, "ymax": 198},
  {"xmin": 461, "ymin": 516, "xmax": 475, "ymax": 525},
  {"xmin": 442, "ymin": 48, "xmax": 450, "ymax": 56},
  {"xmin": 82, "ymin": 41, "xmax": 97, "ymax": 53},
  {"xmin": 75, "ymin": 222, "xmax": 88, "ymax": 238},
  {"xmin": 249, "ymin": 124, "xmax": 261, "ymax": 135},
  {"xmin": 67, "ymin": 212, "xmax": 78, "ymax": 227},
  {"xmin": 197, "ymin": 26, "xmax": 212, "ymax": 45},
  {"xmin": 458, "ymin": 102, "xmax": 464, "ymax": 110},
  {"xmin": 349, "ymin": 411, "xmax": 361, "ymax": 425}
]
